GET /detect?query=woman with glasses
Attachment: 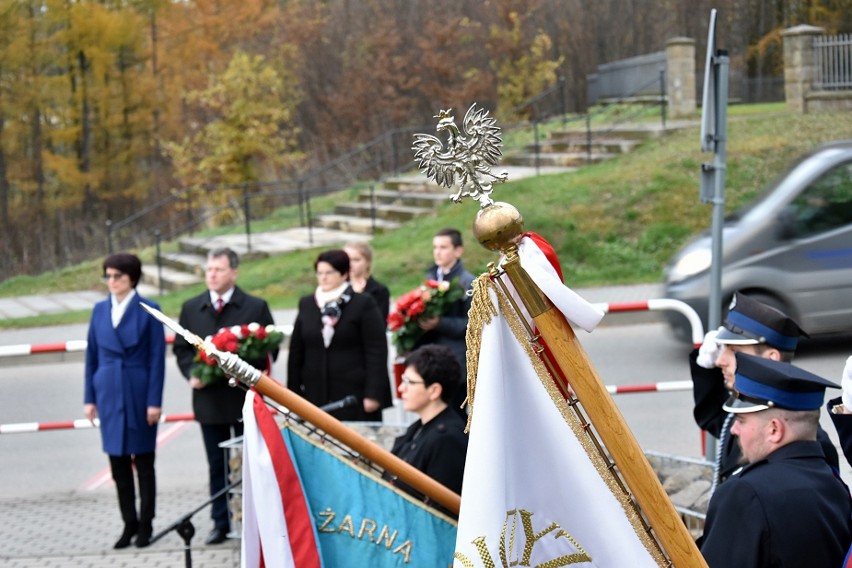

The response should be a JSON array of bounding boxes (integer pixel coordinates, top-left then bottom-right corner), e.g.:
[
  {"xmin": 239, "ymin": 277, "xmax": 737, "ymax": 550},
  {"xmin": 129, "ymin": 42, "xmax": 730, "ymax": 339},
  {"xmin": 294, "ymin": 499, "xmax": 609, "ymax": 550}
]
[
  {"xmin": 287, "ymin": 249, "xmax": 392, "ymax": 421},
  {"xmin": 83, "ymin": 253, "xmax": 165, "ymax": 549},
  {"xmin": 388, "ymin": 344, "xmax": 468, "ymax": 509}
]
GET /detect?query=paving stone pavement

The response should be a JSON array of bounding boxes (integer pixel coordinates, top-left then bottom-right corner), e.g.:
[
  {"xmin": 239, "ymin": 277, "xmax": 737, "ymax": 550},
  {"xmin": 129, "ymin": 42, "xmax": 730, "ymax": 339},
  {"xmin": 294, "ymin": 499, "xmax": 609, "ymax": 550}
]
[{"xmin": 0, "ymin": 485, "xmax": 240, "ymax": 568}]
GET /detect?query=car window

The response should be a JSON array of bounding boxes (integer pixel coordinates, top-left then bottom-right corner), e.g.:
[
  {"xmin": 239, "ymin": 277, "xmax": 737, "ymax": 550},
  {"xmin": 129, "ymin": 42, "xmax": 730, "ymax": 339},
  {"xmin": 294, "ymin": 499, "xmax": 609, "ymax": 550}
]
[{"xmin": 787, "ymin": 161, "xmax": 852, "ymax": 238}]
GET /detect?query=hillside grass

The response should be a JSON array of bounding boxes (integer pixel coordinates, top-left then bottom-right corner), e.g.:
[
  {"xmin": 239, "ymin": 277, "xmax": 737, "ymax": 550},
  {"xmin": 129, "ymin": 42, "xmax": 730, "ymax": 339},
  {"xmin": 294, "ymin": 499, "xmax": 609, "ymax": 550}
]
[{"xmin": 2, "ymin": 104, "xmax": 852, "ymax": 328}]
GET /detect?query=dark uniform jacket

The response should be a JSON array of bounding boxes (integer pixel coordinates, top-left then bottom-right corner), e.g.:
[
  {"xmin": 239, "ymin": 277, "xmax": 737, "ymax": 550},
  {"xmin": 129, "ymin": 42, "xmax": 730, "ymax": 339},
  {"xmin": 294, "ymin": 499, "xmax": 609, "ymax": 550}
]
[
  {"xmin": 700, "ymin": 440, "xmax": 852, "ymax": 568},
  {"xmin": 389, "ymin": 406, "xmax": 468, "ymax": 509},
  {"xmin": 287, "ymin": 290, "xmax": 391, "ymax": 421},
  {"xmin": 85, "ymin": 293, "xmax": 166, "ymax": 456},
  {"xmin": 173, "ymin": 286, "xmax": 276, "ymax": 424},
  {"xmin": 690, "ymin": 349, "xmax": 839, "ymax": 481}
]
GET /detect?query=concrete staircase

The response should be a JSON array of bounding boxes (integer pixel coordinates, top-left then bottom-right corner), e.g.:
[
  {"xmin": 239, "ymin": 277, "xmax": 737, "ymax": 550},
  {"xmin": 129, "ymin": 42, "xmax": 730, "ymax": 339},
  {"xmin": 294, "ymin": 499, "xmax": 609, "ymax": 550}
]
[
  {"xmin": 312, "ymin": 177, "xmax": 448, "ymax": 235},
  {"xmin": 144, "ymin": 122, "xmax": 690, "ymax": 291}
]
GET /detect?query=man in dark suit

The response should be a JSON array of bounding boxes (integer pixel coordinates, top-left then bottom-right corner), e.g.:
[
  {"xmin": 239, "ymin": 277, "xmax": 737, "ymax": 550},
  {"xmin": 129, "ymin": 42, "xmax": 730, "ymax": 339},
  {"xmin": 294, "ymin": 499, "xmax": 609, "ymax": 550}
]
[
  {"xmin": 699, "ymin": 353, "xmax": 851, "ymax": 567},
  {"xmin": 415, "ymin": 228, "xmax": 475, "ymax": 417},
  {"xmin": 173, "ymin": 247, "xmax": 276, "ymax": 545}
]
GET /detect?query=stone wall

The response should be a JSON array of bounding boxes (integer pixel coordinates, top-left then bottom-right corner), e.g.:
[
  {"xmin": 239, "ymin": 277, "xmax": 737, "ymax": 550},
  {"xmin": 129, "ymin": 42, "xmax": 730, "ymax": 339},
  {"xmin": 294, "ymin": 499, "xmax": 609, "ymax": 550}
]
[{"xmin": 782, "ymin": 24, "xmax": 852, "ymax": 113}]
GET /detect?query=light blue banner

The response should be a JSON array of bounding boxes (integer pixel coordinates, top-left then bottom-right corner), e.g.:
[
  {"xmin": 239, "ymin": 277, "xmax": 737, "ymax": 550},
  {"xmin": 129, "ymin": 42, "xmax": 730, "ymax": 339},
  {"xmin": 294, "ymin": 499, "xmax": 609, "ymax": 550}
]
[{"xmin": 282, "ymin": 427, "xmax": 457, "ymax": 567}]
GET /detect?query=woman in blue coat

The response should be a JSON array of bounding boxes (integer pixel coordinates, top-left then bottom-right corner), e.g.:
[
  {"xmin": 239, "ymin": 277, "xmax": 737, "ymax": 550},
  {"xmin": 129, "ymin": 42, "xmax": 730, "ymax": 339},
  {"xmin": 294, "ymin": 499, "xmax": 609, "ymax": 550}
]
[{"xmin": 84, "ymin": 253, "xmax": 165, "ymax": 549}]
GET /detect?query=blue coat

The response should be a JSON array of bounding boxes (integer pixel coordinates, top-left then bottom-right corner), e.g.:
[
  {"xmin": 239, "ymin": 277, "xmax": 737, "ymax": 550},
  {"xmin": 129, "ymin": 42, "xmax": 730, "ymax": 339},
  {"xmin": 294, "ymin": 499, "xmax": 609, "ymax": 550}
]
[{"xmin": 84, "ymin": 293, "xmax": 166, "ymax": 456}]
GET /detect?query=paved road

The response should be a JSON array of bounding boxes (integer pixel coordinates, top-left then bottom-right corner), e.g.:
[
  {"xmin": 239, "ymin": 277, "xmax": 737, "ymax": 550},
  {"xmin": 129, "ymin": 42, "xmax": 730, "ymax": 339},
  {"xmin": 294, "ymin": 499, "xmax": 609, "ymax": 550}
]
[{"xmin": 2, "ymin": 296, "xmax": 850, "ymax": 566}]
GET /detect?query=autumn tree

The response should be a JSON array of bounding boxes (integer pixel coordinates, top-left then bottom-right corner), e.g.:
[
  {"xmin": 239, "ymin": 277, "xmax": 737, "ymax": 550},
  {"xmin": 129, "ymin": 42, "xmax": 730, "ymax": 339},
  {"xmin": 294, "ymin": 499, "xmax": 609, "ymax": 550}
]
[{"xmin": 164, "ymin": 50, "xmax": 304, "ymax": 222}]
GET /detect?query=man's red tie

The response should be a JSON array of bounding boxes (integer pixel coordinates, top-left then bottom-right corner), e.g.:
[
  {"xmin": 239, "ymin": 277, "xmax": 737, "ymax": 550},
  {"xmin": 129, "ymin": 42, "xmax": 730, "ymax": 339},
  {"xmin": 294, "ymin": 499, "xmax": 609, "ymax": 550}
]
[{"xmin": 215, "ymin": 298, "xmax": 224, "ymax": 313}]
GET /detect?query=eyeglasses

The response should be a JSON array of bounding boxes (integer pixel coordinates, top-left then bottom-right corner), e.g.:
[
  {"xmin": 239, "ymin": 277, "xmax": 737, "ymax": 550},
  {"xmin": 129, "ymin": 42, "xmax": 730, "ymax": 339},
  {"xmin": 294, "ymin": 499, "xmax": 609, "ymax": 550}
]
[
  {"xmin": 102, "ymin": 272, "xmax": 126, "ymax": 281},
  {"xmin": 400, "ymin": 375, "xmax": 425, "ymax": 386}
]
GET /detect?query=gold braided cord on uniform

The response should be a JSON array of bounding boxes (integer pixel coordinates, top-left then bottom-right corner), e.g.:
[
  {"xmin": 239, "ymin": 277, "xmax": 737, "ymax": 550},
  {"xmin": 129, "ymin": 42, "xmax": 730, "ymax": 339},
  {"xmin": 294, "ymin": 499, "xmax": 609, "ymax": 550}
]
[
  {"xmin": 463, "ymin": 273, "xmax": 668, "ymax": 567},
  {"xmin": 462, "ymin": 273, "xmax": 499, "ymax": 433}
]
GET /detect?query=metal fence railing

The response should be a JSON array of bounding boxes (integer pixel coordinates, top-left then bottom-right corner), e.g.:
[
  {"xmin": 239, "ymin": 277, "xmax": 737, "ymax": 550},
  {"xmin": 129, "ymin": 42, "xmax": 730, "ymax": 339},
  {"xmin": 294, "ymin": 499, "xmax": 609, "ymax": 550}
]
[{"xmin": 815, "ymin": 33, "xmax": 852, "ymax": 90}]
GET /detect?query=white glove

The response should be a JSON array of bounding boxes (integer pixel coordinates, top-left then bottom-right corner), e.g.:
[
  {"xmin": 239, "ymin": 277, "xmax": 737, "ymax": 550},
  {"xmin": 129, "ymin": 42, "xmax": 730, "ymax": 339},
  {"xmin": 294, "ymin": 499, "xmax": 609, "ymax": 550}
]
[
  {"xmin": 696, "ymin": 327, "xmax": 724, "ymax": 369},
  {"xmin": 841, "ymin": 355, "xmax": 852, "ymax": 409}
]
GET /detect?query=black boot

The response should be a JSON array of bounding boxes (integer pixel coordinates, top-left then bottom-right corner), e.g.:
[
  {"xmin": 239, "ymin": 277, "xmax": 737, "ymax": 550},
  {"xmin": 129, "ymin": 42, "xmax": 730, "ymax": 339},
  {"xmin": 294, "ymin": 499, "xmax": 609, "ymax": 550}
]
[
  {"xmin": 135, "ymin": 452, "xmax": 156, "ymax": 548},
  {"xmin": 135, "ymin": 521, "xmax": 152, "ymax": 548},
  {"xmin": 110, "ymin": 455, "xmax": 138, "ymax": 549},
  {"xmin": 114, "ymin": 522, "xmax": 139, "ymax": 549}
]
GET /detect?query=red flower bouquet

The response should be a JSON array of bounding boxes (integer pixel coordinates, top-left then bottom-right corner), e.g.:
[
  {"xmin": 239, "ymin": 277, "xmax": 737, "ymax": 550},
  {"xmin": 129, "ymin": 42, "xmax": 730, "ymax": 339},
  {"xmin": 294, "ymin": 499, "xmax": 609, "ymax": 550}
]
[
  {"xmin": 387, "ymin": 278, "xmax": 465, "ymax": 354},
  {"xmin": 192, "ymin": 323, "xmax": 285, "ymax": 386}
]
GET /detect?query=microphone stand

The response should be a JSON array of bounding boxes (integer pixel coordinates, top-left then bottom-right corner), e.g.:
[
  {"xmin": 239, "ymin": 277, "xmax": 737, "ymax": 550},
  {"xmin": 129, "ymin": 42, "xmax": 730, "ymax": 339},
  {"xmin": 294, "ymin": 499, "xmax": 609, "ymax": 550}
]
[
  {"xmin": 149, "ymin": 480, "xmax": 241, "ymax": 568},
  {"xmin": 148, "ymin": 389, "xmax": 360, "ymax": 568}
]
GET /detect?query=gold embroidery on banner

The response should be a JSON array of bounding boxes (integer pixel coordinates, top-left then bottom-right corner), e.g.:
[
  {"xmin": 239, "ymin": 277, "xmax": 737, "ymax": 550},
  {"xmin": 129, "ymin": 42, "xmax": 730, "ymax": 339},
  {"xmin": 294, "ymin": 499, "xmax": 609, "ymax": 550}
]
[
  {"xmin": 358, "ymin": 518, "xmax": 378, "ymax": 542},
  {"xmin": 452, "ymin": 552, "xmax": 476, "ymax": 568},
  {"xmin": 318, "ymin": 508, "xmax": 336, "ymax": 532},
  {"xmin": 282, "ymin": 424, "xmax": 457, "ymax": 526},
  {"xmin": 393, "ymin": 540, "xmax": 413, "ymax": 564},
  {"xmin": 337, "ymin": 514, "xmax": 356, "ymax": 537},
  {"xmin": 279, "ymin": 425, "xmax": 458, "ymax": 565},
  {"xmin": 463, "ymin": 272, "xmax": 500, "ymax": 432},
  {"xmin": 376, "ymin": 524, "xmax": 398, "ymax": 549},
  {"xmin": 466, "ymin": 281, "xmax": 667, "ymax": 567},
  {"xmin": 500, "ymin": 510, "xmax": 515, "ymax": 567},
  {"xmin": 472, "ymin": 536, "xmax": 497, "ymax": 568}
]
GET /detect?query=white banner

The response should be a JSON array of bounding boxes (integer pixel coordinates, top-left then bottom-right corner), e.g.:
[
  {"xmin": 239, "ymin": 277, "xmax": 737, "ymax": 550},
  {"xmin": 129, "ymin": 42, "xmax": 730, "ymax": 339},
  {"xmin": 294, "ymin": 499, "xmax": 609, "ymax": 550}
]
[{"xmin": 453, "ymin": 292, "xmax": 664, "ymax": 567}]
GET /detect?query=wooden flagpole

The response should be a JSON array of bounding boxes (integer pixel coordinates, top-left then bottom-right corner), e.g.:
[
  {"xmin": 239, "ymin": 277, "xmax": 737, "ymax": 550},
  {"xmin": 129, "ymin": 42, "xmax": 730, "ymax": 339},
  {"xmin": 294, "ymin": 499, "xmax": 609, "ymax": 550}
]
[
  {"xmin": 137, "ymin": 302, "xmax": 461, "ymax": 515},
  {"xmin": 473, "ymin": 202, "xmax": 707, "ymax": 568},
  {"xmin": 241, "ymin": 373, "xmax": 461, "ymax": 515}
]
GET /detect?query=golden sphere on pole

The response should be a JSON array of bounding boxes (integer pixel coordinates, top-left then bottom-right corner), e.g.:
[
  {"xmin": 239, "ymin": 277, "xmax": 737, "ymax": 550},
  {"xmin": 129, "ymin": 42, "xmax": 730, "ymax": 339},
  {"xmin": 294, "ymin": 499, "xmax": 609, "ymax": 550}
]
[{"xmin": 472, "ymin": 202, "xmax": 525, "ymax": 252}]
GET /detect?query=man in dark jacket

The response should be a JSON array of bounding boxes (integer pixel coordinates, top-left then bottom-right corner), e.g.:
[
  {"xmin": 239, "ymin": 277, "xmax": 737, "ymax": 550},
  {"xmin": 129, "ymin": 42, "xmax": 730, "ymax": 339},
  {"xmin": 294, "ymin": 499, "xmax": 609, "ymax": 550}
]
[
  {"xmin": 690, "ymin": 292, "xmax": 838, "ymax": 490},
  {"xmin": 415, "ymin": 228, "xmax": 475, "ymax": 416},
  {"xmin": 173, "ymin": 247, "xmax": 276, "ymax": 545},
  {"xmin": 699, "ymin": 353, "xmax": 851, "ymax": 567}
]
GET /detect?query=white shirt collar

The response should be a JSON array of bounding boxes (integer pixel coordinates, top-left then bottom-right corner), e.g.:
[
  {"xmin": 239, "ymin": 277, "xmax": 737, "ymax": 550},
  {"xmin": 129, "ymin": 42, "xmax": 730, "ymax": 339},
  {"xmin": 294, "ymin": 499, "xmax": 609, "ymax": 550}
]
[
  {"xmin": 209, "ymin": 287, "xmax": 235, "ymax": 307},
  {"xmin": 110, "ymin": 289, "xmax": 137, "ymax": 328}
]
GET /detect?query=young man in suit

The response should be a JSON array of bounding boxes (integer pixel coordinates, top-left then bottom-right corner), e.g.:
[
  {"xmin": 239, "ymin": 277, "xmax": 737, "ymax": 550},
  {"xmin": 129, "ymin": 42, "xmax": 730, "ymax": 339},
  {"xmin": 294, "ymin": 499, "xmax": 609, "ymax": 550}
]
[{"xmin": 173, "ymin": 247, "xmax": 276, "ymax": 545}]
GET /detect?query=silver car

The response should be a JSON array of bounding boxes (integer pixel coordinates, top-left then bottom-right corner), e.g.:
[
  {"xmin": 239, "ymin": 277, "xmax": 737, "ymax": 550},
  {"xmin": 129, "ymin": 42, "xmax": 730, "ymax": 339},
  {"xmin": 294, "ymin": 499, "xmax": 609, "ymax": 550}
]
[{"xmin": 664, "ymin": 140, "xmax": 852, "ymax": 342}]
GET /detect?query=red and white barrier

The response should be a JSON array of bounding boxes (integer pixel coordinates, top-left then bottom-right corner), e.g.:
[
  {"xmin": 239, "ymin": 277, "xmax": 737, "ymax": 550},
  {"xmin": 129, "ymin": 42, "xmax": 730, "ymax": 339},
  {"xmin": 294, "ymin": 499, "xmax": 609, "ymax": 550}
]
[
  {"xmin": 0, "ymin": 324, "xmax": 295, "ymax": 358},
  {"xmin": 0, "ymin": 412, "xmax": 196, "ymax": 434},
  {"xmin": 606, "ymin": 380, "xmax": 693, "ymax": 395},
  {"xmin": 1, "ymin": 379, "xmax": 695, "ymax": 435},
  {"xmin": 594, "ymin": 298, "xmax": 705, "ymax": 347}
]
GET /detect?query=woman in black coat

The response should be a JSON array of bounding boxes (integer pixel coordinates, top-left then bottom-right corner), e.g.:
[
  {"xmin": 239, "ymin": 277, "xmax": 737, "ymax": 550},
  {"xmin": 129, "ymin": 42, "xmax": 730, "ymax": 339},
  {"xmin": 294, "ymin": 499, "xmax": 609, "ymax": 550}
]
[
  {"xmin": 344, "ymin": 240, "xmax": 390, "ymax": 321},
  {"xmin": 388, "ymin": 344, "xmax": 468, "ymax": 514},
  {"xmin": 287, "ymin": 249, "xmax": 392, "ymax": 421}
]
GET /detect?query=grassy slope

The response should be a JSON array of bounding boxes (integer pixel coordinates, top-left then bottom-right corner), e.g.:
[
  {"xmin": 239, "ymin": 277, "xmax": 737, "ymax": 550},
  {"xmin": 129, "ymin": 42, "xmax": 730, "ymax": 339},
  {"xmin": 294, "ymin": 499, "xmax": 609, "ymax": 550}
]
[{"xmin": 2, "ymin": 106, "xmax": 852, "ymax": 328}]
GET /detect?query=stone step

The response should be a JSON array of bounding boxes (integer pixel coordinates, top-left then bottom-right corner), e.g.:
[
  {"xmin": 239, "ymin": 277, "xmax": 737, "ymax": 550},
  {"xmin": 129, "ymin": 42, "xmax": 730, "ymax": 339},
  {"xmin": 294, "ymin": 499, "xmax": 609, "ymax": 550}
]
[
  {"xmin": 503, "ymin": 151, "xmax": 611, "ymax": 168},
  {"xmin": 312, "ymin": 214, "xmax": 401, "ymax": 235},
  {"xmin": 382, "ymin": 177, "xmax": 443, "ymax": 192},
  {"xmin": 537, "ymin": 137, "xmax": 641, "ymax": 155},
  {"xmin": 334, "ymin": 201, "xmax": 435, "ymax": 221},
  {"xmin": 549, "ymin": 122, "xmax": 693, "ymax": 141},
  {"xmin": 158, "ymin": 251, "xmax": 207, "ymax": 277},
  {"xmin": 177, "ymin": 236, "xmax": 268, "ymax": 260},
  {"xmin": 140, "ymin": 264, "xmax": 203, "ymax": 292},
  {"xmin": 357, "ymin": 189, "xmax": 449, "ymax": 208}
]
